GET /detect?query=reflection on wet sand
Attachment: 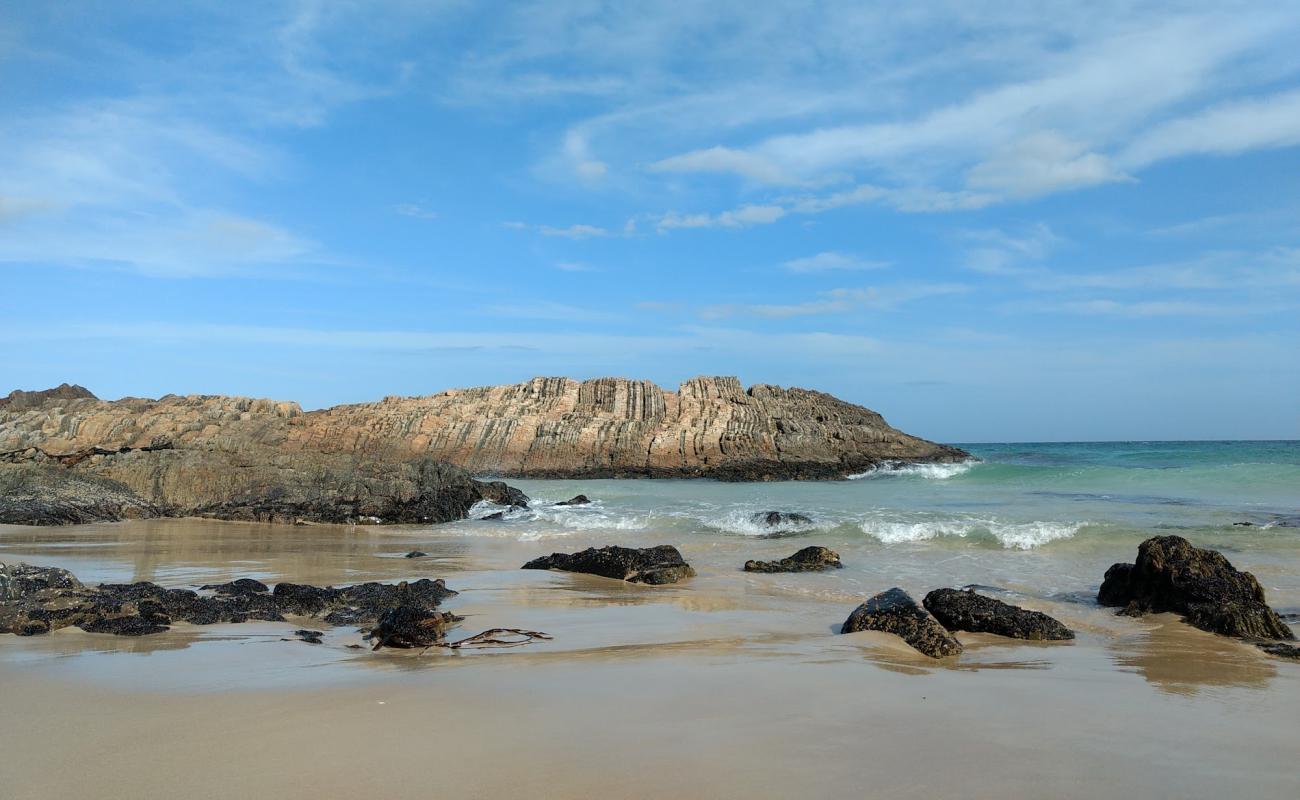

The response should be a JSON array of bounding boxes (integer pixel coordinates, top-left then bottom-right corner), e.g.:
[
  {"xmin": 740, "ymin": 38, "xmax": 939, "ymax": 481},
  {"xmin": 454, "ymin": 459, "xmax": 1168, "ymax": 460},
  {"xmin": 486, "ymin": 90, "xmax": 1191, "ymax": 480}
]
[{"xmin": 1107, "ymin": 615, "xmax": 1277, "ymax": 694}]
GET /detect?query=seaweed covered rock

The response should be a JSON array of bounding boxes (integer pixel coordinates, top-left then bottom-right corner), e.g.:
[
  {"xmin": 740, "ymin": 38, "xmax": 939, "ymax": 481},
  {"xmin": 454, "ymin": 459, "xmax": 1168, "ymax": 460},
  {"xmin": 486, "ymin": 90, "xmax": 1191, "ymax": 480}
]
[
  {"xmin": 272, "ymin": 578, "xmax": 457, "ymax": 625},
  {"xmin": 840, "ymin": 587, "xmax": 963, "ymax": 658},
  {"xmin": 522, "ymin": 545, "xmax": 696, "ymax": 585},
  {"xmin": 1098, "ymin": 536, "xmax": 1294, "ymax": 641},
  {"xmin": 200, "ymin": 578, "xmax": 269, "ymax": 596},
  {"xmin": 0, "ymin": 464, "xmax": 159, "ymax": 525},
  {"xmin": 923, "ymin": 588, "xmax": 1074, "ymax": 640},
  {"xmin": 753, "ymin": 511, "xmax": 813, "ymax": 528},
  {"xmin": 367, "ymin": 605, "xmax": 463, "ymax": 650},
  {"xmin": 555, "ymin": 494, "xmax": 590, "ymax": 506},
  {"xmin": 744, "ymin": 546, "xmax": 842, "ymax": 573},
  {"xmin": 1, "ymin": 562, "xmax": 457, "ymax": 639}
]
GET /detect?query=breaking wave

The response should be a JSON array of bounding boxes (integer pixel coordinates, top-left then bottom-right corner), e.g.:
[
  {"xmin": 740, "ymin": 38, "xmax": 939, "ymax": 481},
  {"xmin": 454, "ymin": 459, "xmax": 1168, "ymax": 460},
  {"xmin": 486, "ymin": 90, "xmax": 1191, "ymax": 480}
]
[
  {"xmin": 858, "ymin": 517, "xmax": 1084, "ymax": 550},
  {"xmin": 848, "ymin": 461, "xmax": 977, "ymax": 480}
]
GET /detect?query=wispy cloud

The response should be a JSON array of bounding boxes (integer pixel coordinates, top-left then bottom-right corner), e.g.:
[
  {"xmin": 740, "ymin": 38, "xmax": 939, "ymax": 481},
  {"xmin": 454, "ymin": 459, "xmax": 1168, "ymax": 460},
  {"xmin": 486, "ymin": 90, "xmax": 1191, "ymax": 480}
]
[
  {"xmin": 782, "ymin": 252, "xmax": 889, "ymax": 273},
  {"xmin": 394, "ymin": 203, "xmax": 438, "ymax": 220},
  {"xmin": 1007, "ymin": 298, "xmax": 1296, "ymax": 317},
  {"xmin": 962, "ymin": 224, "xmax": 1062, "ymax": 275},
  {"xmin": 700, "ymin": 283, "xmax": 968, "ymax": 319},
  {"xmin": 504, "ymin": 221, "xmax": 613, "ymax": 239}
]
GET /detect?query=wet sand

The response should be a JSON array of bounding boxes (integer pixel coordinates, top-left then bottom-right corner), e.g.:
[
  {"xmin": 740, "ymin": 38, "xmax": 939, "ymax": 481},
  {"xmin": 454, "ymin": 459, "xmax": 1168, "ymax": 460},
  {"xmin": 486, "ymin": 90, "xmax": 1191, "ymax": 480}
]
[{"xmin": 1, "ymin": 519, "xmax": 1298, "ymax": 799}]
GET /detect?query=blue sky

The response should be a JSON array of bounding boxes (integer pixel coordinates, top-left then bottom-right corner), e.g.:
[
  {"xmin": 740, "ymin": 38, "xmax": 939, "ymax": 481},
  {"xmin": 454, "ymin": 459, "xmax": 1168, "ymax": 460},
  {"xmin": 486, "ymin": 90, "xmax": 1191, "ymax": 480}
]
[{"xmin": 1, "ymin": 1, "xmax": 1298, "ymax": 442}]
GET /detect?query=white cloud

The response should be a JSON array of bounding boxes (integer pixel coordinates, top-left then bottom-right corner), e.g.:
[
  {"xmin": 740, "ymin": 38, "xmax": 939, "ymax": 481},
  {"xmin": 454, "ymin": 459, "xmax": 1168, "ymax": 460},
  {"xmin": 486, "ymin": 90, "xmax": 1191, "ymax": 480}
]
[
  {"xmin": 966, "ymin": 131, "xmax": 1131, "ymax": 197},
  {"xmin": 504, "ymin": 221, "xmax": 612, "ymax": 239},
  {"xmin": 656, "ymin": 204, "xmax": 786, "ymax": 231},
  {"xmin": 1008, "ymin": 298, "xmax": 1296, "ymax": 317},
  {"xmin": 700, "ymin": 283, "xmax": 968, "ymax": 319},
  {"xmin": 782, "ymin": 252, "xmax": 888, "ymax": 273},
  {"xmin": 962, "ymin": 224, "xmax": 1062, "ymax": 275},
  {"xmin": 651, "ymin": 146, "xmax": 800, "ymax": 185},
  {"xmin": 1122, "ymin": 87, "xmax": 1300, "ymax": 167},
  {"xmin": 394, "ymin": 203, "xmax": 438, "ymax": 220},
  {"xmin": 0, "ymin": 210, "xmax": 317, "ymax": 278}
]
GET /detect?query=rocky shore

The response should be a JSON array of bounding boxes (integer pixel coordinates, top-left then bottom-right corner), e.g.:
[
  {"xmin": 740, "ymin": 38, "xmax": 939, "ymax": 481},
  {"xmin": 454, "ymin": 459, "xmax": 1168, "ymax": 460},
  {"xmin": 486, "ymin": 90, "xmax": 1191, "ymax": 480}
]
[{"xmin": 2, "ymin": 536, "xmax": 1297, "ymax": 665}]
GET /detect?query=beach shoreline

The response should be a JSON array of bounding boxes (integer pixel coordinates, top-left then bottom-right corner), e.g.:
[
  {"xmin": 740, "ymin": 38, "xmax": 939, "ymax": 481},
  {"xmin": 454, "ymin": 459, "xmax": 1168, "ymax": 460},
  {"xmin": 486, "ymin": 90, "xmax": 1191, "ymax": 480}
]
[{"xmin": 2, "ymin": 509, "xmax": 1298, "ymax": 799}]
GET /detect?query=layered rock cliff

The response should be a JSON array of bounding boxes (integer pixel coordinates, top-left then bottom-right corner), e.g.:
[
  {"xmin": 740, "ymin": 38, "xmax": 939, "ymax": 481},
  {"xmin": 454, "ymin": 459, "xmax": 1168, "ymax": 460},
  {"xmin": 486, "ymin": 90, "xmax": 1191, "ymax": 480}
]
[{"xmin": 0, "ymin": 377, "xmax": 966, "ymax": 482}]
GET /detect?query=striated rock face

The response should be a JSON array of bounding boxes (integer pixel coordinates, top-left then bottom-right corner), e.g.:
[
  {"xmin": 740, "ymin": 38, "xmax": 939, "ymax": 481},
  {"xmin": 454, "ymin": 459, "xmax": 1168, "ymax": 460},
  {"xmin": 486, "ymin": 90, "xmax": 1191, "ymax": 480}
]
[{"xmin": 0, "ymin": 376, "xmax": 966, "ymax": 482}]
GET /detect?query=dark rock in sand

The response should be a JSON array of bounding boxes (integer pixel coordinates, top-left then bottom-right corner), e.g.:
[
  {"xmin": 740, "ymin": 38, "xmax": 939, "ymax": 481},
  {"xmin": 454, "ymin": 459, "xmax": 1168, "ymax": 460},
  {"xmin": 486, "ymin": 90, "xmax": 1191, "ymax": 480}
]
[
  {"xmin": 840, "ymin": 587, "xmax": 963, "ymax": 658},
  {"xmin": 555, "ymin": 495, "xmax": 591, "ymax": 506},
  {"xmin": 291, "ymin": 629, "xmax": 324, "ymax": 644},
  {"xmin": 404, "ymin": 551, "xmax": 428, "ymax": 559},
  {"xmin": 753, "ymin": 511, "xmax": 813, "ymax": 528},
  {"xmin": 1, "ymin": 563, "xmax": 84, "ymax": 601},
  {"xmin": 522, "ymin": 545, "xmax": 696, "ymax": 585},
  {"xmin": 367, "ymin": 603, "xmax": 462, "ymax": 650},
  {"xmin": 923, "ymin": 588, "xmax": 1074, "ymax": 641},
  {"xmin": 2, "ymin": 561, "xmax": 455, "ymax": 639},
  {"xmin": 744, "ymin": 546, "xmax": 842, "ymax": 573},
  {"xmin": 1098, "ymin": 535, "xmax": 1294, "ymax": 641},
  {"xmin": 200, "ymin": 578, "xmax": 269, "ymax": 596},
  {"xmin": 272, "ymin": 578, "xmax": 457, "ymax": 625}
]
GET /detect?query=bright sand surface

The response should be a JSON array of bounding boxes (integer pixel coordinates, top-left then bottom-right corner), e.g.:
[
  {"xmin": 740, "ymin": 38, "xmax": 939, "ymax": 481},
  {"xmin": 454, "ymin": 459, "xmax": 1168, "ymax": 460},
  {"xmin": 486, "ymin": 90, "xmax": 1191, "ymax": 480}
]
[{"xmin": 1, "ymin": 517, "xmax": 1298, "ymax": 799}]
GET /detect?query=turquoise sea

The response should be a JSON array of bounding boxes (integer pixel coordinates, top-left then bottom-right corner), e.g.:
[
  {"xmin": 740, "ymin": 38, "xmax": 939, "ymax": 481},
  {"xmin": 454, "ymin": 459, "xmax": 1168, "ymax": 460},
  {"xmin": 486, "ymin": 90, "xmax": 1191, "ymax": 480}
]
[{"xmin": 450, "ymin": 440, "xmax": 1300, "ymax": 612}]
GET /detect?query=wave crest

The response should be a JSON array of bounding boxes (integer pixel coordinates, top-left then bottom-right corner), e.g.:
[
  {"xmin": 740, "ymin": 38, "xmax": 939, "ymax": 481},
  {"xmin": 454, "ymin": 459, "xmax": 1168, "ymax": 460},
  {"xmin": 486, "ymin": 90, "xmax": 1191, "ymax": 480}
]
[
  {"xmin": 848, "ymin": 461, "xmax": 977, "ymax": 480},
  {"xmin": 859, "ymin": 517, "xmax": 1082, "ymax": 549}
]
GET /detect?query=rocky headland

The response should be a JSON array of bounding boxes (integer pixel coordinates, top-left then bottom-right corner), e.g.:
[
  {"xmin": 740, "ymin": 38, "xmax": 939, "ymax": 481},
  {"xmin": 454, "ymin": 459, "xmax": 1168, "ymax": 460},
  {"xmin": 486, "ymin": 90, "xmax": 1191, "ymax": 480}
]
[{"xmin": 0, "ymin": 378, "xmax": 965, "ymax": 525}]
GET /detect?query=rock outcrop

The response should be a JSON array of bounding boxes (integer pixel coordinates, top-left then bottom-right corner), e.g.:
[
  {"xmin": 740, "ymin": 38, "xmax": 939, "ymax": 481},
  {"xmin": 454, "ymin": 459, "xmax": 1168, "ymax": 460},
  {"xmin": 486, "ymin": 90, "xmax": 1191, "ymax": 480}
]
[
  {"xmin": 1, "ymin": 377, "xmax": 967, "ymax": 482},
  {"xmin": 522, "ymin": 545, "xmax": 696, "ymax": 585},
  {"xmin": 744, "ymin": 546, "xmax": 842, "ymax": 573},
  {"xmin": 0, "ymin": 562, "xmax": 457, "ymax": 637},
  {"xmin": 840, "ymin": 587, "xmax": 963, "ymax": 658},
  {"xmin": 923, "ymin": 588, "xmax": 1074, "ymax": 641},
  {"xmin": 1098, "ymin": 536, "xmax": 1294, "ymax": 642},
  {"xmin": 0, "ymin": 455, "xmax": 526, "ymax": 527}
]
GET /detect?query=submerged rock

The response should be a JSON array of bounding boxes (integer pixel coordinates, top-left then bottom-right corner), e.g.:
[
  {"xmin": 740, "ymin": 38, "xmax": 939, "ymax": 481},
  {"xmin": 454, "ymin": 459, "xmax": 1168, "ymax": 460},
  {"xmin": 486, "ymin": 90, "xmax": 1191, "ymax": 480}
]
[
  {"xmin": 923, "ymin": 588, "xmax": 1074, "ymax": 641},
  {"xmin": 743, "ymin": 546, "xmax": 842, "ymax": 573},
  {"xmin": 1098, "ymin": 535, "xmax": 1294, "ymax": 641},
  {"xmin": 290, "ymin": 629, "xmax": 324, "ymax": 645},
  {"xmin": 840, "ymin": 587, "xmax": 963, "ymax": 658},
  {"xmin": 753, "ymin": 511, "xmax": 813, "ymax": 528},
  {"xmin": 404, "ymin": 551, "xmax": 428, "ymax": 559},
  {"xmin": 555, "ymin": 494, "xmax": 591, "ymax": 506},
  {"xmin": 522, "ymin": 545, "xmax": 696, "ymax": 585}
]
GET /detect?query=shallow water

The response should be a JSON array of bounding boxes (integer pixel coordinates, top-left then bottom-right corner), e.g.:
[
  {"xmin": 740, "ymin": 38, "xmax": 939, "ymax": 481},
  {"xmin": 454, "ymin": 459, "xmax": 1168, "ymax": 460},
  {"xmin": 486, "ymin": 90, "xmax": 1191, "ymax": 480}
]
[{"xmin": 1, "ymin": 442, "xmax": 1298, "ymax": 798}]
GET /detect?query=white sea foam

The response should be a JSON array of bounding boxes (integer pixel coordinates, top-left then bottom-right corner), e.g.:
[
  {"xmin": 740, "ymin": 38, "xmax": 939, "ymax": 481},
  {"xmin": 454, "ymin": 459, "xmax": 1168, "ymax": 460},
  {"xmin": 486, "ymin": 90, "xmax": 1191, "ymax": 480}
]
[
  {"xmin": 859, "ymin": 517, "xmax": 1083, "ymax": 549},
  {"xmin": 702, "ymin": 508, "xmax": 826, "ymax": 537},
  {"xmin": 466, "ymin": 499, "xmax": 649, "ymax": 533},
  {"xmin": 847, "ymin": 461, "xmax": 976, "ymax": 480}
]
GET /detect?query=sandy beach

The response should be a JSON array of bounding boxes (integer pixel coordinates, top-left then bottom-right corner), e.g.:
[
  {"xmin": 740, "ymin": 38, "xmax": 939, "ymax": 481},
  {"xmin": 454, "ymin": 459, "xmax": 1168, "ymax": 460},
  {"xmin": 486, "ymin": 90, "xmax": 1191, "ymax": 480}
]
[{"xmin": 2, "ymin": 515, "xmax": 1297, "ymax": 799}]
